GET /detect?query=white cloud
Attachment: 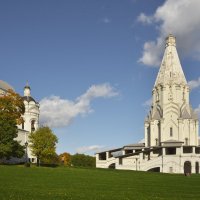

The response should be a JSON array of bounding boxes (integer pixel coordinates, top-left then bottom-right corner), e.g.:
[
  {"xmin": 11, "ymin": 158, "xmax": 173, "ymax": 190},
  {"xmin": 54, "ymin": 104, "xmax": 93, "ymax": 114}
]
[
  {"xmin": 39, "ymin": 83, "xmax": 119, "ymax": 128},
  {"xmin": 76, "ymin": 145, "xmax": 105, "ymax": 154},
  {"xmin": 138, "ymin": 0, "xmax": 200, "ymax": 67},
  {"xmin": 188, "ymin": 77, "xmax": 200, "ymax": 90},
  {"xmin": 142, "ymin": 97, "xmax": 152, "ymax": 107},
  {"xmin": 137, "ymin": 13, "xmax": 153, "ymax": 25}
]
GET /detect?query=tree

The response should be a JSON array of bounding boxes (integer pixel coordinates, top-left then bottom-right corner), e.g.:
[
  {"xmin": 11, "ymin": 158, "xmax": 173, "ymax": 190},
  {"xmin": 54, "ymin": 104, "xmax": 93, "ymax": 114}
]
[
  {"xmin": 0, "ymin": 89, "xmax": 25, "ymax": 159},
  {"xmin": 71, "ymin": 154, "xmax": 95, "ymax": 168},
  {"xmin": 0, "ymin": 89, "xmax": 25, "ymax": 124},
  {"xmin": 59, "ymin": 152, "xmax": 71, "ymax": 166},
  {"xmin": 29, "ymin": 127, "xmax": 58, "ymax": 166}
]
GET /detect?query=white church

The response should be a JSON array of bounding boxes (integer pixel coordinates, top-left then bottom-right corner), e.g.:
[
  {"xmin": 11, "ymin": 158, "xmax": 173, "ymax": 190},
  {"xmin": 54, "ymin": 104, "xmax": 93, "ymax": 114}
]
[
  {"xmin": 0, "ymin": 81, "xmax": 40, "ymax": 163},
  {"xmin": 96, "ymin": 35, "xmax": 200, "ymax": 174}
]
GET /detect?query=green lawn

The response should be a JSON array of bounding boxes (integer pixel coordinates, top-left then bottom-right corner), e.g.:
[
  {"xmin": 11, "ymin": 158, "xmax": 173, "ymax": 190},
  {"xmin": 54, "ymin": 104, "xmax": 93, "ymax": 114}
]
[{"xmin": 0, "ymin": 165, "xmax": 200, "ymax": 200}]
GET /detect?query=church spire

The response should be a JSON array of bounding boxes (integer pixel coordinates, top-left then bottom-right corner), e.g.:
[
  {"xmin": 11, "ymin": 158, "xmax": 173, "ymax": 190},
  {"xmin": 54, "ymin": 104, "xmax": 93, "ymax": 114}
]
[{"xmin": 154, "ymin": 34, "xmax": 187, "ymax": 87}]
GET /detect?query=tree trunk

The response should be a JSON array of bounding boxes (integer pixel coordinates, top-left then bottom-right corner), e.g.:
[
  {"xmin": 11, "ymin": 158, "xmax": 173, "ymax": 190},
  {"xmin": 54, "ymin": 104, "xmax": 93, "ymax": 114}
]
[{"xmin": 37, "ymin": 157, "xmax": 40, "ymax": 167}]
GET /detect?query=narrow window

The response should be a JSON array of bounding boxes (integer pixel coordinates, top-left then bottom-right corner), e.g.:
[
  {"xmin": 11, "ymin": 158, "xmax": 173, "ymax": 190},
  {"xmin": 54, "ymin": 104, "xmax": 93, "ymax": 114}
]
[
  {"xmin": 185, "ymin": 138, "xmax": 188, "ymax": 146},
  {"xmin": 22, "ymin": 121, "xmax": 24, "ymax": 130},
  {"xmin": 155, "ymin": 138, "xmax": 158, "ymax": 146},
  {"xmin": 119, "ymin": 158, "xmax": 123, "ymax": 165},
  {"xmin": 31, "ymin": 120, "xmax": 35, "ymax": 132},
  {"xmin": 170, "ymin": 127, "xmax": 173, "ymax": 137}
]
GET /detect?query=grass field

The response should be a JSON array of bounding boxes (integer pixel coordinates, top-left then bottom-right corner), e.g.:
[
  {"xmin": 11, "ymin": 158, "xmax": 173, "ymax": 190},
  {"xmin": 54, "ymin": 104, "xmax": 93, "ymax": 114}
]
[{"xmin": 0, "ymin": 165, "xmax": 200, "ymax": 200}]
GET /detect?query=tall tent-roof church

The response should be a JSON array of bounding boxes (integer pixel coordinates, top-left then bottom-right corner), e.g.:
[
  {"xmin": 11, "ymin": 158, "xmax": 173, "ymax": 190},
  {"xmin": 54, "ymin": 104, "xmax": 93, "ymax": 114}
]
[
  {"xmin": 0, "ymin": 81, "xmax": 39, "ymax": 163},
  {"xmin": 96, "ymin": 35, "xmax": 200, "ymax": 174}
]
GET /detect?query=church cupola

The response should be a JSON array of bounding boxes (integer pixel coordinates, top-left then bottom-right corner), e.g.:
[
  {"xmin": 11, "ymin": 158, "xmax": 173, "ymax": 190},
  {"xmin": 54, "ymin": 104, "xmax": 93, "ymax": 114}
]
[{"xmin": 24, "ymin": 82, "xmax": 31, "ymax": 97}]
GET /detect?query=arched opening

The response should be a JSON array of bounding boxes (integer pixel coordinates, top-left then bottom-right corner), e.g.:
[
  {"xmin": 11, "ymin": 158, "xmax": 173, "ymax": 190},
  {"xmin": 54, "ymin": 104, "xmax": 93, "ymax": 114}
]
[
  {"xmin": 147, "ymin": 167, "xmax": 160, "ymax": 172},
  {"xmin": 195, "ymin": 162, "xmax": 199, "ymax": 174},
  {"xmin": 108, "ymin": 163, "xmax": 115, "ymax": 169},
  {"xmin": 31, "ymin": 120, "xmax": 35, "ymax": 132},
  {"xmin": 184, "ymin": 161, "xmax": 191, "ymax": 175}
]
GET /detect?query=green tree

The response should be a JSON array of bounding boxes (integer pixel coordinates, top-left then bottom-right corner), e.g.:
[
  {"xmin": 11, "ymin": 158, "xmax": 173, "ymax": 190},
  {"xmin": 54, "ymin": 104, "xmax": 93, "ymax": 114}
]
[
  {"xmin": 29, "ymin": 127, "xmax": 58, "ymax": 166},
  {"xmin": 71, "ymin": 154, "xmax": 95, "ymax": 168},
  {"xmin": 0, "ymin": 89, "xmax": 25, "ymax": 159}
]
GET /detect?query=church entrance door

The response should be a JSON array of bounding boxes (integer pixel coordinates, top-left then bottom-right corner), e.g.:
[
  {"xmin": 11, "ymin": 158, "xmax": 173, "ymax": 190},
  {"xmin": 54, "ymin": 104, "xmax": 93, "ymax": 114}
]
[
  {"xmin": 195, "ymin": 162, "xmax": 199, "ymax": 174},
  {"xmin": 184, "ymin": 161, "xmax": 191, "ymax": 175}
]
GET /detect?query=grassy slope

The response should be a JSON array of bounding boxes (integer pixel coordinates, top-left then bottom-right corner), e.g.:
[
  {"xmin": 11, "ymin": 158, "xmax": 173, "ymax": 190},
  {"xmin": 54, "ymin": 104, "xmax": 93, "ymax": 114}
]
[{"xmin": 0, "ymin": 166, "xmax": 200, "ymax": 200}]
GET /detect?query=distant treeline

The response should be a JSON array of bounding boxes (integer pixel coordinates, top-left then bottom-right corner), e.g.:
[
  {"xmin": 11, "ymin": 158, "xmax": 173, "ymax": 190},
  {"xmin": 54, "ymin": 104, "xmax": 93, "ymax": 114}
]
[{"xmin": 41, "ymin": 152, "xmax": 96, "ymax": 168}]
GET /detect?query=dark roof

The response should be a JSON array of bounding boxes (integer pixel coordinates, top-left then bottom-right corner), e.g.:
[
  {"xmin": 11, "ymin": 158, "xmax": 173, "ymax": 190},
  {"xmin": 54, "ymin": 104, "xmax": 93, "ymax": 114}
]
[
  {"xmin": 123, "ymin": 143, "xmax": 145, "ymax": 148},
  {"xmin": 24, "ymin": 85, "xmax": 31, "ymax": 90},
  {"xmin": 22, "ymin": 96, "xmax": 37, "ymax": 103}
]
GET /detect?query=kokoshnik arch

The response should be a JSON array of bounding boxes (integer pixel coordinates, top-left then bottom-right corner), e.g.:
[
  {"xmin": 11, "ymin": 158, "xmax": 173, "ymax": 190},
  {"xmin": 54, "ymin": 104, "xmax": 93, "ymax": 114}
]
[{"xmin": 96, "ymin": 35, "xmax": 200, "ymax": 174}]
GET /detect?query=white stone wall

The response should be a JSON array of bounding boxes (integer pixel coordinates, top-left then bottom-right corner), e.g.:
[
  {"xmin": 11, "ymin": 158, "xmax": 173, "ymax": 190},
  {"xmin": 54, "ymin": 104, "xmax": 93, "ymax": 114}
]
[{"xmin": 96, "ymin": 148, "xmax": 200, "ymax": 174}]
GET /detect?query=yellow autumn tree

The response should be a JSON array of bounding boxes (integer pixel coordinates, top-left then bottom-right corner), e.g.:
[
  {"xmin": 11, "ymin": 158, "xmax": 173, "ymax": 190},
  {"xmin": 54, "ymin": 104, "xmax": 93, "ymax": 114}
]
[
  {"xmin": 0, "ymin": 89, "xmax": 25, "ymax": 159},
  {"xmin": 59, "ymin": 152, "xmax": 71, "ymax": 166}
]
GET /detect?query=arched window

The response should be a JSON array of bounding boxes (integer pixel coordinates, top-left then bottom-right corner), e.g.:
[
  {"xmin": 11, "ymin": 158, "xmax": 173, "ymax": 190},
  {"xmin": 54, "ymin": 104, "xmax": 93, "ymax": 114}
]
[{"xmin": 31, "ymin": 120, "xmax": 35, "ymax": 132}]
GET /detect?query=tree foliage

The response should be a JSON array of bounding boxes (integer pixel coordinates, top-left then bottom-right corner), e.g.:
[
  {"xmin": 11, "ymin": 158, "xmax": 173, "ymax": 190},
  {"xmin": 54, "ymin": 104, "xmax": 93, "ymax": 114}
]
[
  {"xmin": 59, "ymin": 152, "xmax": 71, "ymax": 166},
  {"xmin": 0, "ymin": 89, "xmax": 25, "ymax": 159},
  {"xmin": 71, "ymin": 154, "xmax": 95, "ymax": 168},
  {"xmin": 29, "ymin": 127, "xmax": 58, "ymax": 166},
  {"xmin": 0, "ymin": 89, "xmax": 25, "ymax": 124}
]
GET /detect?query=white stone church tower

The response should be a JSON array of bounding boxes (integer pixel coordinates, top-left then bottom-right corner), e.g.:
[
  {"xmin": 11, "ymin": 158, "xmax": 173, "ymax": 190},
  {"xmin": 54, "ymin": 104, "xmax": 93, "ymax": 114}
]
[
  {"xmin": 16, "ymin": 83, "xmax": 40, "ymax": 163},
  {"xmin": 145, "ymin": 34, "xmax": 199, "ymax": 148},
  {"xmin": 96, "ymin": 35, "xmax": 200, "ymax": 174}
]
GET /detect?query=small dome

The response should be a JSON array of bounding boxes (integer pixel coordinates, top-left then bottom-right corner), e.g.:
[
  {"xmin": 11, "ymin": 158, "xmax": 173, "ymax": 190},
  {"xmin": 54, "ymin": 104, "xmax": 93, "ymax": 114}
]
[{"xmin": 0, "ymin": 80, "xmax": 14, "ymax": 91}]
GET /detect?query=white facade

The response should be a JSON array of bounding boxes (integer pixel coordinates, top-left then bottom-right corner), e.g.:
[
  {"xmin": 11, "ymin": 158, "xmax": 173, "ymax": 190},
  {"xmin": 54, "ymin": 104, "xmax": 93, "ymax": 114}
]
[
  {"xmin": 96, "ymin": 35, "xmax": 200, "ymax": 174},
  {"xmin": 16, "ymin": 84, "xmax": 40, "ymax": 163},
  {"xmin": 0, "ymin": 81, "xmax": 40, "ymax": 163}
]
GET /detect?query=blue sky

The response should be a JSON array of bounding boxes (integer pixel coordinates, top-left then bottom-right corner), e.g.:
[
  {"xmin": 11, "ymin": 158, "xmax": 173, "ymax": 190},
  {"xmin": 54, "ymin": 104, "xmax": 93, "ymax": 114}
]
[{"xmin": 1, "ymin": 0, "xmax": 200, "ymax": 155}]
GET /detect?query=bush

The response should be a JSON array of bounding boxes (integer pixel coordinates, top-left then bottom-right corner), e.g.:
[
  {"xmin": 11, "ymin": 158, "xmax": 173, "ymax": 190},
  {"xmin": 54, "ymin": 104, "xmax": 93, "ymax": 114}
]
[{"xmin": 24, "ymin": 162, "xmax": 30, "ymax": 167}]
